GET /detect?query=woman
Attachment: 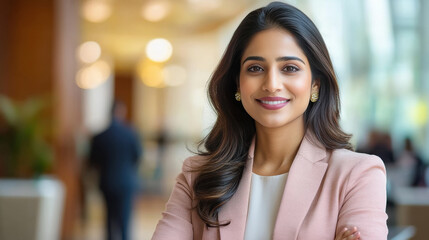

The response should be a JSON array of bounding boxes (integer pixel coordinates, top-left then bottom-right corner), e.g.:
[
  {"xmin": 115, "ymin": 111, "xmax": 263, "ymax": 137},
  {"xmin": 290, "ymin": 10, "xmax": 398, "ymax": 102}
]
[{"xmin": 153, "ymin": 2, "xmax": 388, "ymax": 239}]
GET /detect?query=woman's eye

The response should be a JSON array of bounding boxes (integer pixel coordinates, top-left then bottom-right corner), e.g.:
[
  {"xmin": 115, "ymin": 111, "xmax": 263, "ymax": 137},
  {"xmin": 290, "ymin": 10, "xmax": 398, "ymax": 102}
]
[
  {"xmin": 284, "ymin": 66, "xmax": 299, "ymax": 72},
  {"xmin": 248, "ymin": 66, "xmax": 263, "ymax": 72}
]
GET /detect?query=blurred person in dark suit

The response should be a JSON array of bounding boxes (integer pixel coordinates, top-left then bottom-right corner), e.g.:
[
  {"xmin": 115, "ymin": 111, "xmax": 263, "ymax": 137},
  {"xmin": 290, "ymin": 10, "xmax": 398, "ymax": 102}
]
[
  {"xmin": 396, "ymin": 138, "xmax": 418, "ymax": 186},
  {"xmin": 400, "ymin": 138, "xmax": 428, "ymax": 187},
  {"xmin": 89, "ymin": 100, "xmax": 142, "ymax": 240},
  {"xmin": 358, "ymin": 130, "xmax": 395, "ymax": 164}
]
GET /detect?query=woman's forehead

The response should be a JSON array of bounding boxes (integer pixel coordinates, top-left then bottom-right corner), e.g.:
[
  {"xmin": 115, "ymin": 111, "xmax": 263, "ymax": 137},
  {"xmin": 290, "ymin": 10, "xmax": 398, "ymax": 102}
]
[{"xmin": 241, "ymin": 28, "xmax": 308, "ymax": 64}]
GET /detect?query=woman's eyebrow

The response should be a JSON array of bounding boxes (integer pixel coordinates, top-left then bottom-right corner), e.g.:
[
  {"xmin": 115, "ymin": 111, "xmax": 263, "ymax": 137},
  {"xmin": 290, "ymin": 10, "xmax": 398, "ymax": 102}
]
[
  {"xmin": 242, "ymin": 56, "xmax": 265, "ymax": 65},
  {"xmin": 276, "ymin": 56, "xmax": 305, "ymax": 64},
  {"xmin": 242, "ymin": 56, "xmax": 305, "ymax": 65}
]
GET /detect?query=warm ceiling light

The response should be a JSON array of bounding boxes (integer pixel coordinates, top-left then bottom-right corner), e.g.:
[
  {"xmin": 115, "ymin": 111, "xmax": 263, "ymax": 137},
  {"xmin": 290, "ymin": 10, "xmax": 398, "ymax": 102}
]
[
  {"xmin": 145, "ymin": 38, "xmax": 173, "ymax": 63},
  {"xmin": 76, "ymin": 60, "xmax": 111, "ymax": 89},
  {"xmin": 142, "ymin": 1, "xmax": 170, "ymax": 22},
  {"xmin": 137, "ymin": 61, "xmax": 165, "ymax": 88},
  {"xmin": 82, "ymin": 0, "xmax": 112, "ymax": 23},
  {"xmin": 163, "ymin": 65, "xmax": 187, "ymax": 87},
  {"xmin": 77, "ymin": 41, "xmax": 101, "ymax": 64}
]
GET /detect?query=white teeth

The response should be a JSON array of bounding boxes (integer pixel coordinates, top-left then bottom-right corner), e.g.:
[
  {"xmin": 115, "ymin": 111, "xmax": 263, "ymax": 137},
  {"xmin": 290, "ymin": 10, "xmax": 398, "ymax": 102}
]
[{"xmin": 261, "ymin": 100, "xmax": 287, "ymax": 105}]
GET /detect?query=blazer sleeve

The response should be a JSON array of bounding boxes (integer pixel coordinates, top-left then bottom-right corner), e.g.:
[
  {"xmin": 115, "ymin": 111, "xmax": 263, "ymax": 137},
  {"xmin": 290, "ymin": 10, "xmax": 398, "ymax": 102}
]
[
  {"xmin": 152, "ymin": 158, "xmax": 194, "ymax": 240},
  {"xmin": 336, "ymin": 155, "xmax": 388, "ymax": 239}
]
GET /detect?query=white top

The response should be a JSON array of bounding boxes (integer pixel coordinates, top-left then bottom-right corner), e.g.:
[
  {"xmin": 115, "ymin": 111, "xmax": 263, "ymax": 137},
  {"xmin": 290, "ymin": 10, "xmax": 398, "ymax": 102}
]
[{"xmin": 244, "ymin": 172, "xmax": 288, "ymax": 240}]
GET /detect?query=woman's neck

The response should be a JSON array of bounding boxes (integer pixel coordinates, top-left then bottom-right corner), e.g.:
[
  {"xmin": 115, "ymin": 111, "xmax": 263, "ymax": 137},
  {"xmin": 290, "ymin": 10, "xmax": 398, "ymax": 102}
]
[{"xmin": 253, "ymin": 118, "xmax": 305, "ymax": 176}]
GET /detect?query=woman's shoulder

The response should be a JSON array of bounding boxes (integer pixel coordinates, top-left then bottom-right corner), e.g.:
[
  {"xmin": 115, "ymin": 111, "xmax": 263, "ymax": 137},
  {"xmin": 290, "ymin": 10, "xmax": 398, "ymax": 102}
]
[
  {"xmin": 182, "ymin": 154, "xmax": 208, "ymax": 171},
  {"xmin": 328, "ymin": 148, "xmax": 385, "ymax": 172},
  {"xmin": 178, "ymin": 155, "xmax": 209, "ymax": 185},
  {"xmin": 324, "ymin": 149, "xmax": 386, "ymax": 191}
]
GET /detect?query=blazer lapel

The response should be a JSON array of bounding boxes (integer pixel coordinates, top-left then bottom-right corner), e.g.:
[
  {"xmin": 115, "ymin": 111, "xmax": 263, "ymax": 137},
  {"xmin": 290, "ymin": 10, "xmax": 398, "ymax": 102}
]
[
  {"xmin": 218, "ymin": 138, "xmax": 255, "ymax": 240},
  {"xmin": 217, "ymin": 133, "xmax": 327, "ymax": 239},
  {"xmin": 273, "ymin": 133, "xmax": 328, "ymax": 239}
]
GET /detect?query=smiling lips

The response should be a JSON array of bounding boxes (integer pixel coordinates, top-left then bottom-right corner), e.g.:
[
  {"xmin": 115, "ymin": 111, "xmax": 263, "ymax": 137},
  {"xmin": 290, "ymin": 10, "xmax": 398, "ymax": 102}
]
[{"xmin": 257, "ymin": 97, "xmax": 290, "ymax": 110}]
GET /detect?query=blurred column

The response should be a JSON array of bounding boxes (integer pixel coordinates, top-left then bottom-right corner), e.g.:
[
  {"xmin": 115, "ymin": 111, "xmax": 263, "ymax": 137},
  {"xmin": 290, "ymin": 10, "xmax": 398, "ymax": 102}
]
[
  {"xmin": 420, "ymin": 0, "xmax": 429, "ymax": 160},
  {"xmin": 0, "ymin": 1, "xmax": 11, "ymax": 88},
  {"xmin": 364, "ymin": 0, "xmax": 394, "ymax": 129},
  {"xmin": 0, "ymin": 0, "xmax": 54, "ymax": 99},
  {"xmin": 53, "ymin": 0, "xmax": 82, "ymax": 239},
  {"xmin": 0, "ymin": 0, "xmax": 83, "ymax": 238},
  {"xmin": 420, "ymin": 0, "xmax": 429, "ymax": 92}
]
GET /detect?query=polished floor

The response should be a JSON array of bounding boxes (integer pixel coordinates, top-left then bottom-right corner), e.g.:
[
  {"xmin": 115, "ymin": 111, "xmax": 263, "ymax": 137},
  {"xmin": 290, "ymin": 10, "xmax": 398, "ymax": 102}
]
[{"xmin": 73, "ymin": 191, "xmax": 168, "ymax": 240}]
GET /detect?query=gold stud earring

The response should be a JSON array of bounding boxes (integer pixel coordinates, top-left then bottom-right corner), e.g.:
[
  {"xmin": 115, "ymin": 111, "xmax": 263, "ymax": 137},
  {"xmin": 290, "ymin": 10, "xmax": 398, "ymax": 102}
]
[
  {"xmin": 310, "ymin": 92, "xmax": 319, "ymax": 102},
  {"xmin": 235, "ymin": 92, "xmax": 241, "ymax": 101}
]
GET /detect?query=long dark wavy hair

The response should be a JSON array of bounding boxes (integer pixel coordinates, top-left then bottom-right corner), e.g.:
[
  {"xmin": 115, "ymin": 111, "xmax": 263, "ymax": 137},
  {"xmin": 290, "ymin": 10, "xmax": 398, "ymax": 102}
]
[{"xmin": 193, "ymin": 1, "xmax": 352, "ymax": 227}]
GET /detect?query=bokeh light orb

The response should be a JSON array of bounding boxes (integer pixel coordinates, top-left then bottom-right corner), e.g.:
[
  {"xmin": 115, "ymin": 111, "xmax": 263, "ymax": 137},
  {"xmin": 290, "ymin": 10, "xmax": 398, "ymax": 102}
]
[
  {"xmin": 137, "ymin": 60, "xmax": 165, "ymax": 88},
  {"xmin": 145, "ymin": 38, "xmax": 173, "ymax": 63},
  {"xmin": 142, "ymin": 1, "xmax": 170, "ymax": 22},
  {"xmin": 77, "ymin": 41, "xmax": 102, "ymax": 64},
  {"xmin": 76, "ymin": 60, "xmax": 111, "ymax": 89},
  {"xmin": 82, "ymin": 0, "xmax": 112, "ymax": 23}
]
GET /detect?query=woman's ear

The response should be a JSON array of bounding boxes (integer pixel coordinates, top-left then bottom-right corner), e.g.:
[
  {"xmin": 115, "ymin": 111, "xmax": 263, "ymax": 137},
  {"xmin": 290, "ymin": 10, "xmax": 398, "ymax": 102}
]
[{"xmin": 311, "ymin": 79, "xmax": 320, "ymax": 93}]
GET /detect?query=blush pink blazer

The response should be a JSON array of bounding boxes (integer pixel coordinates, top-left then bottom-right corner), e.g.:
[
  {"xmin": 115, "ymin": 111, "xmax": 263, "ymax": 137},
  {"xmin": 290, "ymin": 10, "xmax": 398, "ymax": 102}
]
[{"xmin": 152, "ymin": 132, "xmax": 388, "ymax": 239}]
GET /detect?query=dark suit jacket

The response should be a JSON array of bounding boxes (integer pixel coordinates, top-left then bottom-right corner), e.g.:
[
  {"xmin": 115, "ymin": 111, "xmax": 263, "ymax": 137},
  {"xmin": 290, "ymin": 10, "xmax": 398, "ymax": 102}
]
[{"xmin": 90, "ymin": 118, "xmax": 142, "ymax": 193}]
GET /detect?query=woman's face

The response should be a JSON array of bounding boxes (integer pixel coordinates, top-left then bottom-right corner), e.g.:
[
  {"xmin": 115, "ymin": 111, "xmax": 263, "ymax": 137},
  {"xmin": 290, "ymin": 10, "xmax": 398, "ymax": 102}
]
[{"xmin": 239, "ymin": 28, "xmax": 318, "ymax": 130}]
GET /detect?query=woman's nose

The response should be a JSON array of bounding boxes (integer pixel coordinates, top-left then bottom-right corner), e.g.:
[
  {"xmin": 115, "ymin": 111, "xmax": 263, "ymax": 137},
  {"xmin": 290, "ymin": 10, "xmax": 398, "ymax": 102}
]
[{"xmin": 262, "ymin": 69, "xmax": 282, "ymax": 93}]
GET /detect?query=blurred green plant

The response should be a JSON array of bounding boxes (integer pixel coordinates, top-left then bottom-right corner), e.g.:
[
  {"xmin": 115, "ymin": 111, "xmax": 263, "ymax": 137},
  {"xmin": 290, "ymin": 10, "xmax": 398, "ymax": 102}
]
[{"xmin": 0, "ymin": 95, "xmax": 53, "ymax": 178}]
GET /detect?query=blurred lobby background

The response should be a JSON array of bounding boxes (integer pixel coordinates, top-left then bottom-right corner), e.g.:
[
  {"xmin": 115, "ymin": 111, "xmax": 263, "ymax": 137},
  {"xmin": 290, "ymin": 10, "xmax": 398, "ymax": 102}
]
[{"xmin": 0, "ymin": 0, "xmax": 428, "ymax": 239}]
